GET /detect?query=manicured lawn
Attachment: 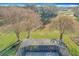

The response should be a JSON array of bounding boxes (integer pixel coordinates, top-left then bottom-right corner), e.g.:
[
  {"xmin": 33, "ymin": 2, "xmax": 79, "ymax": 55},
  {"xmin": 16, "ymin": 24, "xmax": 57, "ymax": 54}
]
[
  {"xmin": 0, "ymin": 32, "xmax": 16, "ymax": 51},
  {"xmin": 64, "ymin": 35, "xmax": 79, "ymax": 56},
  {"xmin": 0, "ymin": 30, "xmax": 79, "ymax": 56}
]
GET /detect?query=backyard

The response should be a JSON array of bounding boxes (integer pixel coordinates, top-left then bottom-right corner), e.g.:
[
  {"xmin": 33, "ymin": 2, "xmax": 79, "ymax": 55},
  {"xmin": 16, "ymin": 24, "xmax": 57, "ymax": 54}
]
[
  {"xmin": 0, "ymin": 30, "xmax": 79, "ymax": 56},
  {"xmin": 0, "ymin": 4, "xmax": 79, "ymax": 56}
]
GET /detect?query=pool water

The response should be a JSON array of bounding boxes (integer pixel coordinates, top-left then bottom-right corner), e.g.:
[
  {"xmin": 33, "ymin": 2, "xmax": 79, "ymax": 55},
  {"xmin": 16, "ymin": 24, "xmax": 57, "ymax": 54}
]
[{"xmin": 17, "ymin": 45, "xmax": 62, "ymax": 56}]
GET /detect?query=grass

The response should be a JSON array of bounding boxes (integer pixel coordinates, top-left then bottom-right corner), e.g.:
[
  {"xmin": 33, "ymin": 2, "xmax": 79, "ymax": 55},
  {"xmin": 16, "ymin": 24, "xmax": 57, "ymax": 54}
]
[
  {"xmin": 64, "ymin": 35, "xmax": 79, "ymax": 56},
  {"xmin": 0, "ymin": 32, "xmax": 16, "ymax": 51},
  {"xmin": 0, "ymin": 30, "xmax": 79, "ymax": 56}
]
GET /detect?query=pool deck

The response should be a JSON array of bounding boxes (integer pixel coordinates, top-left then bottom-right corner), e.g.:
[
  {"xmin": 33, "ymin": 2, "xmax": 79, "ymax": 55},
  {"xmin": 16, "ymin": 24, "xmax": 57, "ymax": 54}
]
[{"xmin": 16, "ymin": 39, "xmax": 70, "ymax": 56}]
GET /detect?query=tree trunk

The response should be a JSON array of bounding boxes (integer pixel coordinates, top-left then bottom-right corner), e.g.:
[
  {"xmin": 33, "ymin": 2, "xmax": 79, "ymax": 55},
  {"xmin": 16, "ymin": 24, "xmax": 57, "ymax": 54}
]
[
  {"xmin": 17, "ymin": 34, "xmax": 20, "ymax": 42},
  {"xmin": 59, "ymin": 32, "xmax": 63, "ymax": 40},
  {"xmin": 15, "ymin": 32, "xmax": 20, "ymax": 42},
  {"xmin": 27, "ymin": 30, "xmax": 31, "ymax": 39},
  {"xmin": 59, "ymin": 32, "xmax": 64, "ymax": 45}
]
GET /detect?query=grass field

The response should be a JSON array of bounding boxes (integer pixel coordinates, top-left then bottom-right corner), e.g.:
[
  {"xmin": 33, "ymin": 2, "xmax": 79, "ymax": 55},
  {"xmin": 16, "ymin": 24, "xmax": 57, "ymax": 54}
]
[{"xmin": 0, "ymin": 30, "xmax": 79, "ymax": 56}]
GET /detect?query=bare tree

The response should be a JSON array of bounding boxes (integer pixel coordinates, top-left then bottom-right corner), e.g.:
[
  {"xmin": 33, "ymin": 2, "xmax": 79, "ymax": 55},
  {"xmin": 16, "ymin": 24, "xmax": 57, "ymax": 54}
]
[
  {"xmin": 0, "ymin": 7, "xmax": 42, "ymax": 40},
  {"xmin": 21, "ymin": 8, "xmax": 42, "ymax": 39},
  {"xmin": 0, "ymin": 7, "xmax": 28, "ymax": 42},
  {"xmin": 47, "ymin": 13, "xmax": 77, "ymax": 42}
]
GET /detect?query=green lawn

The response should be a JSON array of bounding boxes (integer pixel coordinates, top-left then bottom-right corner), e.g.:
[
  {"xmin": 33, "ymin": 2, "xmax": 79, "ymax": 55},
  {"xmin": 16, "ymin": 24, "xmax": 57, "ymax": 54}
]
[{"xmin": 0, "ymin": 30, "xmax": 79, "ymax": 56}]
